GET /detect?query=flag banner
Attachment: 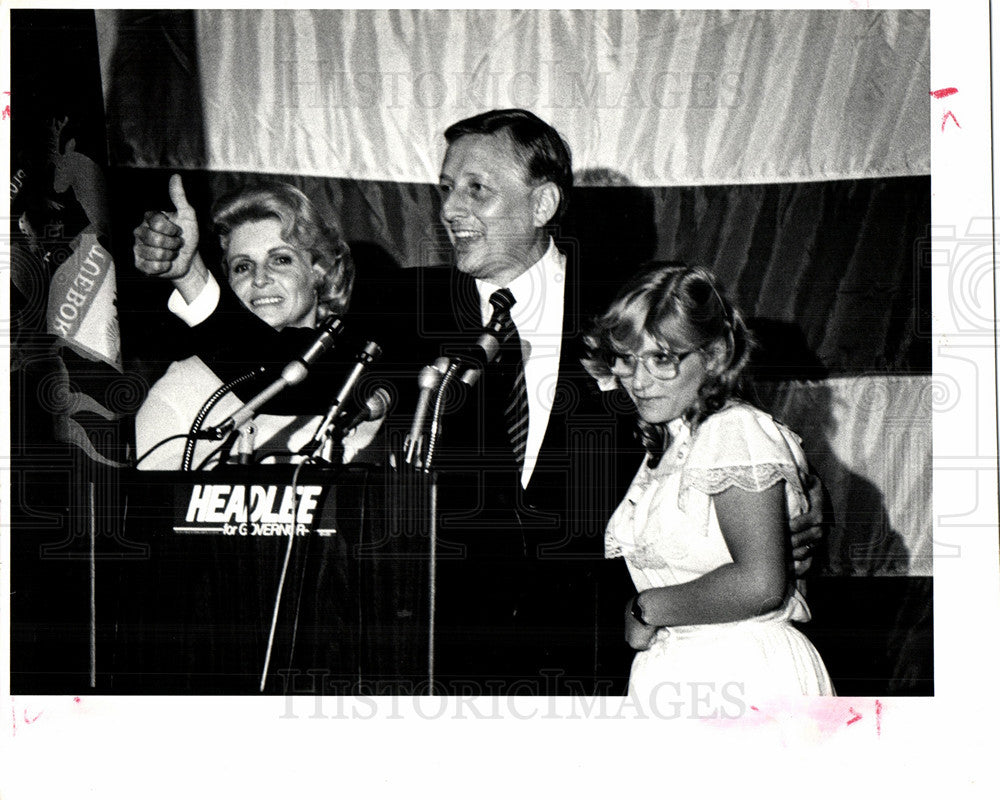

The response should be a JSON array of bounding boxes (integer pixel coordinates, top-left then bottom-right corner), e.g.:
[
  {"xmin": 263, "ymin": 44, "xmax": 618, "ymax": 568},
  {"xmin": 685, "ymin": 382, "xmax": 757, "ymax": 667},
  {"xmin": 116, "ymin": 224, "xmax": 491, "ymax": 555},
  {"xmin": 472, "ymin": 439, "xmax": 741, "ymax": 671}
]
[
  {"xmin": 11, "ymin": 10, "xmax": 132, "ymax": 468},
  {"xmin": 44, "ymin": 112, "xmax": 121, "ymax": 370},
  {"xmin": 9, "ymin": 9, "xmax": 139, "ymax": 692},
  {"xmin": 47, "ymin": 231, "xmax": 120, "ymax": 370},
  {"xmin": 99, "ymin": 8, "xmax": 929, "ymax": 185}
]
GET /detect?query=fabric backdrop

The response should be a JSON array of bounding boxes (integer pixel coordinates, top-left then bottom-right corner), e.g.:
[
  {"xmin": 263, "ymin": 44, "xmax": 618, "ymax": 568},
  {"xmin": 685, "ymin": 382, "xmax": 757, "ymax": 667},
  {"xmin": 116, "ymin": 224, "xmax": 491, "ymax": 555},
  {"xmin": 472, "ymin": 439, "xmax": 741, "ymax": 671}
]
[
  {"xmin": 99, "ymin": 8, "xmax": 930, "ymax": 185},
  {"xmin": 97, "ymin": 8, "xmax": 931, "ymax": 580}
]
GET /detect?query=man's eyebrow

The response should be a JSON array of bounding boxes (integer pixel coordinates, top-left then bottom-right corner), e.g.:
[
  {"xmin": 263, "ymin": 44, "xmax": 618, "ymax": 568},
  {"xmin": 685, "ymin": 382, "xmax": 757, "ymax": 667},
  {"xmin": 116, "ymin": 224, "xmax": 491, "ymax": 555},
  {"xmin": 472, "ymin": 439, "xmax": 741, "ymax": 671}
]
[{"xmin": 439, "ymin": 169, "xmax": 489, "ymax": 183}]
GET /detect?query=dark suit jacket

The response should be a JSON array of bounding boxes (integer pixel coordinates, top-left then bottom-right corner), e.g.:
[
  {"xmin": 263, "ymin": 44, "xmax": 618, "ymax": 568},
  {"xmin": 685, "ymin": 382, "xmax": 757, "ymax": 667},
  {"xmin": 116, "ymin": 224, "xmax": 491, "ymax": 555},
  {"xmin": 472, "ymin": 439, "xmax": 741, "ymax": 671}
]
[{"xmin": 400, "ymin": 260, "xmax": 640, "ymax": 693}]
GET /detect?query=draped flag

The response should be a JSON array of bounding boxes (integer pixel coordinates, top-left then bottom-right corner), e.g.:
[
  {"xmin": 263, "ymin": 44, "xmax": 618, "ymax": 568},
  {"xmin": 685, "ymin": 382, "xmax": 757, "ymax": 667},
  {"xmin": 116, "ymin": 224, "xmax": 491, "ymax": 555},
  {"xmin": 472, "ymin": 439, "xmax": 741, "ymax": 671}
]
[
  {"xmin": 45, "ymin": 116, "xmax": 121, "ymax": 371},
  {"xmin": 11, "ymin": 9, "xmax": 128, "ymax": 467}
]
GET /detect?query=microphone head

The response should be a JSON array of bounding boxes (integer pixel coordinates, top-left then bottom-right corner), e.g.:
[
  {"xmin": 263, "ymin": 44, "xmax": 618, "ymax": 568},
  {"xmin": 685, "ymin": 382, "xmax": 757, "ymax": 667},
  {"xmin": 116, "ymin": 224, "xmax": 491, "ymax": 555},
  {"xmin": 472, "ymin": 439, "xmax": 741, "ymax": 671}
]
[
  {"xmin": 478, "ymin": 332, "xmax": 501, "ymax": 362},
  {"xmin": 418, "ymin": 364, "xmax": 443, "ymax": 390},
  {"xmin": 365, "ymin": 387, "xmax": 392, "ymax": 420},
  {"xmin": 297, "ymin": 314, "xmax": 346, "ymax": 372},
  {"xmin": 340, "ymin": 386, "xmax": 393, "ymax": 434},
  {"xmin": 358, "ymin": 340, "xmax": 382, "ymax": 362},
  {"xmin": 320, "ymin": 315, "xmax": 345, "ymax": 336}
]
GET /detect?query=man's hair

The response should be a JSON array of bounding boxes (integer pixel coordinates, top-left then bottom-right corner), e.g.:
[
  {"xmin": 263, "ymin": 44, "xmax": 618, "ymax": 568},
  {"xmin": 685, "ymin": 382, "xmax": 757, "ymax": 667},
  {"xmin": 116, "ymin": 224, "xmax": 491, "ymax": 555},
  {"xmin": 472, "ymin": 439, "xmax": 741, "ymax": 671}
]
[{"xmin": 444, "ymin": 108, "xmax": 573, "ymax": 220}]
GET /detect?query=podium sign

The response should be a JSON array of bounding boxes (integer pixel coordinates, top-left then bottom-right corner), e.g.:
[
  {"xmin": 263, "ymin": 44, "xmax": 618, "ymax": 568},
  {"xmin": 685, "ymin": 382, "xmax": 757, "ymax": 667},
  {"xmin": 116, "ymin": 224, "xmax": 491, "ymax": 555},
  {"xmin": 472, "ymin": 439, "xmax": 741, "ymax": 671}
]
[{"xmin": 92, "ymin": 465, "xmax": 428, "ymax": 694}]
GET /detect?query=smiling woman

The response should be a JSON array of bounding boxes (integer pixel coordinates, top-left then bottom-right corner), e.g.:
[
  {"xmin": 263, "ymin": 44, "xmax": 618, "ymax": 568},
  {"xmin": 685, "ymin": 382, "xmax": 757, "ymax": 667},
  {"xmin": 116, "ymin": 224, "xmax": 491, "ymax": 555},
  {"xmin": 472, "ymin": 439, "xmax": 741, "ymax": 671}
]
[
  {"xmin": 212, "ymin": 183, "xmax": 353, "ymax": 328},
  {"xmin": 224, "ymin": 219, "xmax": 322, "ymax": 329},
  {"xmin": 134, "ymin": 181, "xmax": 359, "ymax": 470}
]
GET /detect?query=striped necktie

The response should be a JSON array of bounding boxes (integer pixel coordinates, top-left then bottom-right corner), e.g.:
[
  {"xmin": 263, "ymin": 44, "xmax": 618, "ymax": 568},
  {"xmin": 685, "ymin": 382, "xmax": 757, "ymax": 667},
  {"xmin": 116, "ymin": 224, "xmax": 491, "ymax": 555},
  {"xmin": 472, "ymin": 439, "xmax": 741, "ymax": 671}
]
[{"xmin": 488, "ymin": 289, "xmax": 529, "ymax": 470}]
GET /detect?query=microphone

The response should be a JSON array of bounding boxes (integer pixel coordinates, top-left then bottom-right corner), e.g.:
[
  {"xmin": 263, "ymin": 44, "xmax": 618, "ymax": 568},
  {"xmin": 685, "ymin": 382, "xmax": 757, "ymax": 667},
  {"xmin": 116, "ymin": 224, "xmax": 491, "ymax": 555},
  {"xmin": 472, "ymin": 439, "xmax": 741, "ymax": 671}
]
[
  {"xmin": 295, "ymin": 316, "xmax": 347, "ymax": 375},
  {"xmin": 404, "ymin": 357, "xmax": 448, "ymax": 464},
  {"xmin": 322, "ymin": 387, "xmax": 393, "ymax": 463},
  {"xmin": 305, "ymin": 341, "xmax": 381, "ymax": 454},
  {"xmin": 206, "ymin": 316, "xmax": 345, "ymax": 439},
  {"xmin": 235, "ymin": 423, "xmax": 256, "ymax": 465},
  {"xmin": 453, "ymin": 324, "xmax": 514, "ymax": 386},
  {"xmin": 338, "ymin": 387, "xmax": 392, "ymax": 434},
  {"xmin": 332, "ymin": 341, "xmax": 382, "ymax": 410},
  {"xmin": 401, "ymin": 315, "xmax": 516, "ymax": 464}
]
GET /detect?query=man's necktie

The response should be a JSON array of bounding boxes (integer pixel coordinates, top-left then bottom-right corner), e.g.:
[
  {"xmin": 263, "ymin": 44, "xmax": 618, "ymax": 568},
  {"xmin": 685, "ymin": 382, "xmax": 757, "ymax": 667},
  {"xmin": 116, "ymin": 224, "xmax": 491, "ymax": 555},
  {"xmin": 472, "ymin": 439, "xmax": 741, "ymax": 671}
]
[{"xmin": 488, "ymin": 289, "xmax": 529, "ymax": 470}]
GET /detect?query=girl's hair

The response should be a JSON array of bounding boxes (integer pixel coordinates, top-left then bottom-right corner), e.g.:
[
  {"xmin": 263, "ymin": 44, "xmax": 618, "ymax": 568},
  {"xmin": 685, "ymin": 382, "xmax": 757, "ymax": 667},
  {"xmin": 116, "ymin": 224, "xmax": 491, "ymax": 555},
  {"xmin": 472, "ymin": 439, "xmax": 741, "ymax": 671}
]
[
  {"xmin": 583, "ymin": 262, "xmax": 754, "ymax": 464},
  {"xmin": 212, "ymin": 182, "xmax": 354, "ymax": 319}
]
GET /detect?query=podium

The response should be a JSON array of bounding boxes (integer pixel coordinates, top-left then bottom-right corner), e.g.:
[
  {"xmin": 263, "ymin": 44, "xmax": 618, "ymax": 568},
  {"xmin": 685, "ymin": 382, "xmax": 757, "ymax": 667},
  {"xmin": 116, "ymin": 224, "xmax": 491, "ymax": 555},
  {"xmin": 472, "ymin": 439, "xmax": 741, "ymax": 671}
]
[
  {"xmin": 12, "ymin": 456, "xmax": 624, "ymax": 695},
  {"xmin": 13, "ymin": 464, "xmax": 432, "ymax": 694}
]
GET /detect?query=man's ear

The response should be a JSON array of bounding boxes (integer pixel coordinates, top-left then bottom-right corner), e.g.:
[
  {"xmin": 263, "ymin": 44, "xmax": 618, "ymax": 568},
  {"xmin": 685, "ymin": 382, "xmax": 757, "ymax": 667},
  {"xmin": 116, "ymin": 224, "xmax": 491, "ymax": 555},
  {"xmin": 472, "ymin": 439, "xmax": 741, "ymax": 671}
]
[{"xmin": 531, "ymin": 182, "xmax": 560, "ymax": 228}]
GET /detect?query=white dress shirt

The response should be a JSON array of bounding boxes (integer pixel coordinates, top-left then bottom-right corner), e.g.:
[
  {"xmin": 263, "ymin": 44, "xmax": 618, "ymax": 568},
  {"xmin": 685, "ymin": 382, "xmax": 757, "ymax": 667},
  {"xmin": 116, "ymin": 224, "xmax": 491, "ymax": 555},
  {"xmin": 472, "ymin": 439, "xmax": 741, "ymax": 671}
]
[
  {"xmin": 167, "ymin": 274, "xmax": 220, "ymax": 326},
  {"xmin": 475, "ymin": 239, "xmax": 566, "ymax": 489}
]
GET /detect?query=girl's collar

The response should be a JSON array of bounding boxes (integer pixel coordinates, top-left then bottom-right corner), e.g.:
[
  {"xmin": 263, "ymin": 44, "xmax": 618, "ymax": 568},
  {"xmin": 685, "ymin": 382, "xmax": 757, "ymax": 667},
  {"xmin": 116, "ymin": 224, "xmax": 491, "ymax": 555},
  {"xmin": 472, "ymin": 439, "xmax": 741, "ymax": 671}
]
[{"xmin": 666, "ymin": 416, "xmax": 690, "ymax": 439}]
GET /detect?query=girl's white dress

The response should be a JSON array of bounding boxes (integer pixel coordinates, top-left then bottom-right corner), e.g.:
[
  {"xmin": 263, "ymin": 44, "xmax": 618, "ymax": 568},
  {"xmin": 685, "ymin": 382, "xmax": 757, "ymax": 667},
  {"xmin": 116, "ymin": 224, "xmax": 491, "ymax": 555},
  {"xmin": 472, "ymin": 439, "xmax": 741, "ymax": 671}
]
[{"xmin": 606, "ymin": 402, "xmax": 834, "ymax": 701}]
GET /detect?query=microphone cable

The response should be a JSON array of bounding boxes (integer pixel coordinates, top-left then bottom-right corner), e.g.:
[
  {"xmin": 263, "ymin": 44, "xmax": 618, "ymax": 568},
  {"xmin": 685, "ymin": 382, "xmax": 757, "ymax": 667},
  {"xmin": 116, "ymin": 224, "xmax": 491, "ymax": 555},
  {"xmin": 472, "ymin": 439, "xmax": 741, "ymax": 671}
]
[
  {"xmin": 424, "ymin": 360, "xmax": 463, "ymax": 471},
  {"xmin": 133, "ymin": 433, "xmax": 193, "ymax": 469},
  {"xmin": 259, "ymin": 456, "xmax": 312, "ymax": 692},
  {"xmin": 182, "ymin": 367, "xmax": 266, "ymax": 472}
]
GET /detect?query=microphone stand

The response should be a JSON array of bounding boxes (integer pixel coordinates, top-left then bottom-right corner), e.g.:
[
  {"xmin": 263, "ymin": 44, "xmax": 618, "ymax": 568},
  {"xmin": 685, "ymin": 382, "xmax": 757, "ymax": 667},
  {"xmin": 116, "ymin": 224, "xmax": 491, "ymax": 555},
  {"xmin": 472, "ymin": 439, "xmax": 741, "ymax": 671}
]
[
  {"xmin": 404, "ymin": 347, "xmax": 488, "ymax": 692},
  {"xmin": 427, "ymin": 466, "xmax": 438, "ymax": 695},
  {"xmin": 420, "ymin": 360, "xmax": 465, "ymax": 695}
]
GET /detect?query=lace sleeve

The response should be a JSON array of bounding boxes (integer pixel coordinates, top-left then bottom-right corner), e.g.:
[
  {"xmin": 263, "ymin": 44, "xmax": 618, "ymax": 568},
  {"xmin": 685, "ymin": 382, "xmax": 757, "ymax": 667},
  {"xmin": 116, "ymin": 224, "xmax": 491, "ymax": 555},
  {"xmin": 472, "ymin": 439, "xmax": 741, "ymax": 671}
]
[{"xmin": 678, "ymin": 404, "xmax": 809, "ymax": 518}]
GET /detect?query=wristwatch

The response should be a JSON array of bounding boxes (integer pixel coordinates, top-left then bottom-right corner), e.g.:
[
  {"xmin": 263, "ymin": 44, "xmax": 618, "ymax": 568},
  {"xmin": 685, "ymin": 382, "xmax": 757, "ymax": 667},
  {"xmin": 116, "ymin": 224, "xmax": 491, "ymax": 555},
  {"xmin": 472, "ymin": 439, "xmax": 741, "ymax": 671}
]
[{"xmin": 630, "ymin": 594, "xmax": 648, "ymax": 626}]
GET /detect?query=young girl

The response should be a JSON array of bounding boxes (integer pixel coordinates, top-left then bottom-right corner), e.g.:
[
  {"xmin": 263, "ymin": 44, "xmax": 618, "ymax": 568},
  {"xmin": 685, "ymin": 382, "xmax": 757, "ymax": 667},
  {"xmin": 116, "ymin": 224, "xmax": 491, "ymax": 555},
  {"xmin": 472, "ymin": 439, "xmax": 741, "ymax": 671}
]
[{"xmin": 584, "ymin": 263, "xmax": 833, "ymax": 702}]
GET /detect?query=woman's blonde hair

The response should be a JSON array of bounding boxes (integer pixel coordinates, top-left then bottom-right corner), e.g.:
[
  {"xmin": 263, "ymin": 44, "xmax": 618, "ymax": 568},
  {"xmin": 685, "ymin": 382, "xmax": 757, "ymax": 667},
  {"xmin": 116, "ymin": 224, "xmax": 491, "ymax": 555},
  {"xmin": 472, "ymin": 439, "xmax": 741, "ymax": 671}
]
[
  {"xmin": 583, "ymin": 262, "xmax": 754, "ymax": 464},
  {"xmin": 212, "ymin": 182, "xmax": 354, "ymax": 319}
]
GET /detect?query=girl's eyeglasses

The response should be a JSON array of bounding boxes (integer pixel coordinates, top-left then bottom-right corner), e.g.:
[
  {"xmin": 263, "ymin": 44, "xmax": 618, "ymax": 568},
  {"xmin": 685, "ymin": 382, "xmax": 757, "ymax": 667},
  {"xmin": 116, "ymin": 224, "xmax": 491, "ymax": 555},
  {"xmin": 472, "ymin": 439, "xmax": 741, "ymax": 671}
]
[{"xmin": 608, "ymin": 349, "xmax": 695, "ymax": 380}]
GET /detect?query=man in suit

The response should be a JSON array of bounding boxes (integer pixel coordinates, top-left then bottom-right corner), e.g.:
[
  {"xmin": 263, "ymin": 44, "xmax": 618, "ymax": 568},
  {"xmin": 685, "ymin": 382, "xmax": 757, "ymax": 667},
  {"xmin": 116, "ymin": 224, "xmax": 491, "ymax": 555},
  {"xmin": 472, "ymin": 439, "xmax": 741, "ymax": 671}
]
[
  {"xmin": 411, "ymin": 110, "xmax": 635, "ymax": 694},
  {"xmin": 133, "ymin": 108, "xmax": 823, "ymax": 695}
]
